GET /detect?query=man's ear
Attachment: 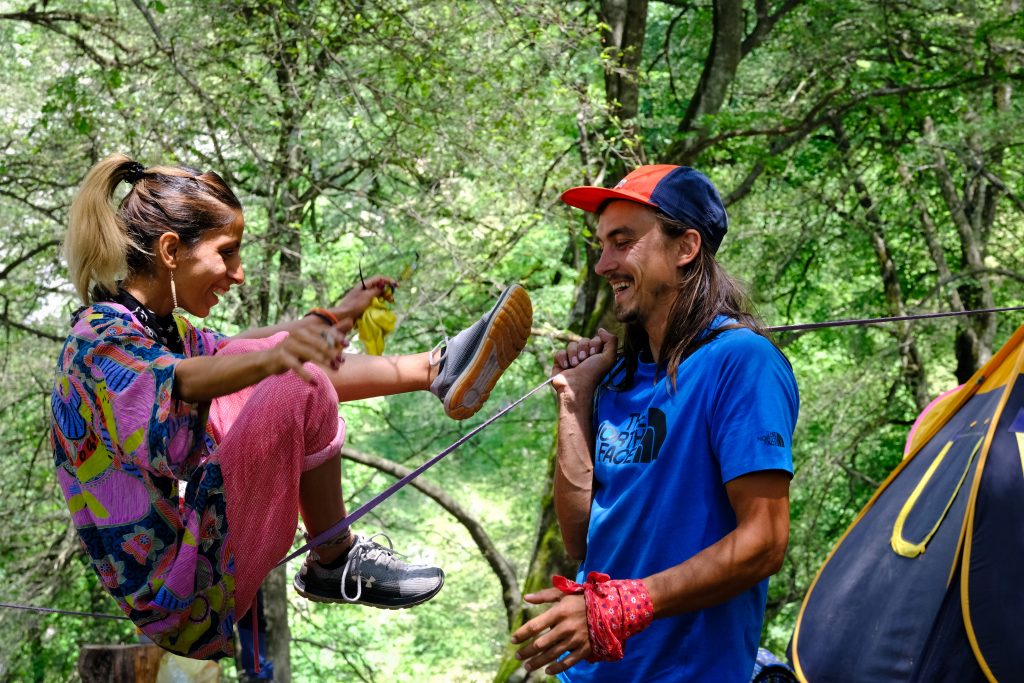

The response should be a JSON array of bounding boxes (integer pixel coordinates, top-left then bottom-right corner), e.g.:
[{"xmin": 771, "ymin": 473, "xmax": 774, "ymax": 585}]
[
  {"xmin": 155, "ymin": 232, "xmax": 182, "ymax": 270},
  {"xmin": 675, "ymin": 229, "xmax": 701, "ymax": 267}
]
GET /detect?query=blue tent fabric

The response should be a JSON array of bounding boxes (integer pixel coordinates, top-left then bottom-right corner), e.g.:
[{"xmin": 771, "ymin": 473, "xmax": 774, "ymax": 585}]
[{"xmin": 790, "ymin": 325, "xmax": 1024, "ymax": 683}]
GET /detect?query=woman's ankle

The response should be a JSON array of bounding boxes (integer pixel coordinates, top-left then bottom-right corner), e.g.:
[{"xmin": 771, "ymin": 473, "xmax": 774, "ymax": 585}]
[{"xmin": 310, "ymin": 528, "xmax": 353, "ymax": 566}]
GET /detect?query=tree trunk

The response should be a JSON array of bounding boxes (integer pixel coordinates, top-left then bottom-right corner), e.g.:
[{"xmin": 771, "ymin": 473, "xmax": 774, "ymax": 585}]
[
  {"xmin": 264, "ymin": 565, "xmax": 292, "ymax": 682},
  {"xmin": 600, "ymin": 0, "xmax": 649, "ymax": 133},
  {"xmin": 923, "ymin": 116, "xmax": 997, "ymax": 383},
  {"xmin": 77, "ymin": 644, "xmax": 164, "ymax": 683},
  {"xmin": 832, "ymin": 120, "xmax": 928, "ymax": 411},
  {"xmin": 665, "ymin": 0, "xmax": 743, "ymax": 164}
]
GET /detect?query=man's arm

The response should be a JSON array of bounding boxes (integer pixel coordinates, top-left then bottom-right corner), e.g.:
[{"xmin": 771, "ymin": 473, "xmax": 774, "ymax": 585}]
[
  {"xmin": 550, "ymin": 328, "xmax": 618, "ymax": 561},
  {"xmin": 553, "ymin": 390, "xmax": 596, "ymax": 561},
  {"xmin": 512, "ymin": 470, "xmax": 791, "ymax": 675},
  {"xmin": 645, "ymin": 470, "xmax": 789, "ymax": 615}
]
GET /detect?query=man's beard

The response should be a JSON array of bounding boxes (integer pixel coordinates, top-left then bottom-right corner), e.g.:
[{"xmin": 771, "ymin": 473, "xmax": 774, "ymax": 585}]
[{"xmin": 613, "ymin": 298, "xmax": 641, "ymax": 324}]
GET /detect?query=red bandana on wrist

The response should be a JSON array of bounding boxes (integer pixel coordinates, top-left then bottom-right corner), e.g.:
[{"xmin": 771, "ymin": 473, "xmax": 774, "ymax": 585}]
[{"xmin": 552, "ymin": 571, "xmax": 654, "ymax": 662}]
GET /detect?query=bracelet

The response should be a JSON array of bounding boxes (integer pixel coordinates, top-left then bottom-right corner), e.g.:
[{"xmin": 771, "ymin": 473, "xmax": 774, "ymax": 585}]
[{"xmin": 305, "ymin": 307, "xmax": 339, "ymax": 326}]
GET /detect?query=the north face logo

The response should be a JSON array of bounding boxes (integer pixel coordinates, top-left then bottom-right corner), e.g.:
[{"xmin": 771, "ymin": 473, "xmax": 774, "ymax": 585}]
[
  {"xmin": 757, "ymin": 432, "xmax": 785, "ymax": 447},
  {"xmin": 596, "ymin": 408, "xmax": 667, "ymax": 465}
]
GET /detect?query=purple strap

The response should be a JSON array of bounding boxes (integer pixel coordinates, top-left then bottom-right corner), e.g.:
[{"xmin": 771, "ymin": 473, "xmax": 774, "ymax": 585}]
[{"xmin": 276, "ymin": 376, "xmax": 556, "ymax": 566}]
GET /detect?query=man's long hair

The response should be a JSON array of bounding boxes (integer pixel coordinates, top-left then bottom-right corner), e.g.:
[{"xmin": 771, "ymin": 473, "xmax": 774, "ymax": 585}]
[{"xmin": 610, "ymin": 212, "xmax": 769, "ymax": 390}]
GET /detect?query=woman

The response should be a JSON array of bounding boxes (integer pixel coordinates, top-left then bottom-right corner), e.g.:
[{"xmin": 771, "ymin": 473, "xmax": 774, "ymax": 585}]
[{"xmin": 51, "ymin": 154, "xmax": 532, "ymax": 658}]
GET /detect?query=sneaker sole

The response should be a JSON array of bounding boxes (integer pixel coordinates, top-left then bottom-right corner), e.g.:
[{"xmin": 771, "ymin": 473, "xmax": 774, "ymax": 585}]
[
  {"xmin": 443, "ymin": 284, "xmax": 532, "ymax": 420},
  {"xmin": 293, "ymin": 572, "xmax": 445, "ymax": 610}
]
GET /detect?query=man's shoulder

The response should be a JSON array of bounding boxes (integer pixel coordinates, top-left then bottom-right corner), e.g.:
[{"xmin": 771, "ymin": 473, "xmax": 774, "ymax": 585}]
[{"xmin": 703, "ymin": 325, "xmax": 784, "ymax": 364}]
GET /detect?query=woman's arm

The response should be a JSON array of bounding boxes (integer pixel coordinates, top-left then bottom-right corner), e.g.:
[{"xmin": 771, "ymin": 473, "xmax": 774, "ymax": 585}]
[
  {"xmin": 233, "ymin": 275, "xmax": 398, "ymax": 340},
  {"xmin": 173, "ymin": 324, "xmax": 346, "ymax": 402},
  {"xmin": 231, "ymin": 315, "xmax": 329, "ymax": 341}
]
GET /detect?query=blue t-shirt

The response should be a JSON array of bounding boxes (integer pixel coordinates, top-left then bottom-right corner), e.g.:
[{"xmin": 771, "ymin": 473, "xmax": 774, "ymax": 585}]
[{"xmin": 560, "ymin": 321, "xmax": 799, "ymax": 683}]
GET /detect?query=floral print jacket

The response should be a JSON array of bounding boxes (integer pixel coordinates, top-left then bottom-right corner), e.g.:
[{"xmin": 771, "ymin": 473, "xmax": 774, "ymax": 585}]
[{"xmin": 50, "ymin": 303, "xmax": 235, "ymax": 658}]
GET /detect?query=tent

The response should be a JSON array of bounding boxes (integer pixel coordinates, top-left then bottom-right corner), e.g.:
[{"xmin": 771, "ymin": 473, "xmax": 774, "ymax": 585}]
[{"xmin": 790, "ymin": 324, "xmax": 1024, "ymax": 682}]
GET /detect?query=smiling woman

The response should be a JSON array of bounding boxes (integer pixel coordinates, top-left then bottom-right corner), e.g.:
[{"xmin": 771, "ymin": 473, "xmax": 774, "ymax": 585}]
[{"xmin": 52, "ymin": 154, "xmax": 533, "ymax": 660}]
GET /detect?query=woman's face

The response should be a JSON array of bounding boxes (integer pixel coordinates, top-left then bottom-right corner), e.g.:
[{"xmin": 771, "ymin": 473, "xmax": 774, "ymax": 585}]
[{"xmin": 175, "ymin": 211, "xmax": 245, "ymax": 317}]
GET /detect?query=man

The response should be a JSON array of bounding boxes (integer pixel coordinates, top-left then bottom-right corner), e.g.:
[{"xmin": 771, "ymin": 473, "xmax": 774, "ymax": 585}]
[{"xmin": 512, "ymin": 165, "xmax": 799, "ymax": 682}]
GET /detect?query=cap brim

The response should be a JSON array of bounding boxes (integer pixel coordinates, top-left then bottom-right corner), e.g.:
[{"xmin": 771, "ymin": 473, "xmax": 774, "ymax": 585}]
[{"xmin": 560, "ymin": 186, "xmax": 659, "ymax": 213}]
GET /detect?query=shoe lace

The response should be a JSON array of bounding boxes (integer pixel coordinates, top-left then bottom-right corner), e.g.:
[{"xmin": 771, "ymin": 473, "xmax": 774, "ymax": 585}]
[
  {"xmin": 340, "ymin": 533, "xmax": 405, "ymax": 602},
  {"xmin": 429, "ymin": 337, "xmax": 449, "ymax": 368}
]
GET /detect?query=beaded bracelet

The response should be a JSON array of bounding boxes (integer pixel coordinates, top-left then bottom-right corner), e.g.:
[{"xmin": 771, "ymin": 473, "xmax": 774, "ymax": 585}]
[{"xmin": 305, "ymin": 307, "xmax": 339, "ymax": 326}]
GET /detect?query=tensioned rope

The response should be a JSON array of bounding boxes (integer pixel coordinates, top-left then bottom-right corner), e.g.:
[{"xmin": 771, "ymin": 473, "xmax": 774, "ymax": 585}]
[
  {"xmin": 0, "ymin": 601, "xmax": 129, "ymax": 621},
  {"xmin": 6, "ymin": 303, "xmax": 1024, "ymax": 622},
  {"xmin": 768, "ymin": 304, "xmax": 1024, "ymax": 332},
  {"xmin": 279, "ymin": 303, "xmax": 1024, "ymax": 565}
]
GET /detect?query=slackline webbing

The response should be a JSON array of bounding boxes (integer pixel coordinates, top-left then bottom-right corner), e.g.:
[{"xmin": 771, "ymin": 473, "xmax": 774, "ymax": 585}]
[
  {"xmin": 276, "ymin": 375, "xmax": 557, "ymax": 566},
  {"xmin": 4, "ymin": 302, "xmax": 1023, "ymax": 621}
]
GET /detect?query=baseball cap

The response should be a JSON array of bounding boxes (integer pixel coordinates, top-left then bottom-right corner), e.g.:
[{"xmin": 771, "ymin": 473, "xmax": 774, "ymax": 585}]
[{"xmin": 561, "ymin": 165, "xmax": 729, "ymax": 253}]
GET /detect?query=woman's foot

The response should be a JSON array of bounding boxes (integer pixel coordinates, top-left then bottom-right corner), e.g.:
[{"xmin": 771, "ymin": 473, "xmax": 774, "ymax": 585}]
[
  {"xmin": 294, "ymin": 533, "xmax": 445, "ymax": 609},
  {"xmin": 429, "ymin": 284, "xmax": 532, "ymax": 420}
]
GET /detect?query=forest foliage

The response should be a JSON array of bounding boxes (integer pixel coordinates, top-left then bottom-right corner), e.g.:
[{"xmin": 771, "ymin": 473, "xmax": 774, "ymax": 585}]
[{"xmin": 0, "ymin": 1, "xmax": 1021, "ymax": 681}]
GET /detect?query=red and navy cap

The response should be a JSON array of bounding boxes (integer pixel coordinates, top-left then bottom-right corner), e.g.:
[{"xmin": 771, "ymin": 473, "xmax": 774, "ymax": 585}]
[{"xmin": 561, "ymin": 164, "xmax": 729, "ymax": 253}]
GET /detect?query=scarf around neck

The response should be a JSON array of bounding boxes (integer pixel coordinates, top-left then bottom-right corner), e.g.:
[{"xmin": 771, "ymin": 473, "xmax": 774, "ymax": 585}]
[{"xmin": 107, "ymin": 288, "xmax": 184, "ymax": 354}]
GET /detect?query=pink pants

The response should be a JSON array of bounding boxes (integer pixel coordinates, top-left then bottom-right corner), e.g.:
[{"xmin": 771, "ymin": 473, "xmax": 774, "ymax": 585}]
[{"xmin": 208, "ymin": 333, "xmax": 345, "ymax": 617}]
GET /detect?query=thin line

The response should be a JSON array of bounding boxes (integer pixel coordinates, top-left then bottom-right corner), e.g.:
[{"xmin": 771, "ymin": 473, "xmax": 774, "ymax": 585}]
[
  {"xmin": 8, "ymin": 303, "xmax": 1024, "ymax": 618},
  {"xmin": 768, "ymin": 305, "xmax": 1024, "ymax": 333},
  {"xmin": 279, "ymin": 303, "xmax": 1024, "ymax": 565},
  {"xmin": 0, "ymin": 601, "xmax": 128, "ymax": 621}
]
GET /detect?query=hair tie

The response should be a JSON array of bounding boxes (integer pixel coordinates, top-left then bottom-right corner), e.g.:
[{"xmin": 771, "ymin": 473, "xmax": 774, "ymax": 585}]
[{"xmin": 123, "ymin": 162, "xmax": 146, "ymax": 186}]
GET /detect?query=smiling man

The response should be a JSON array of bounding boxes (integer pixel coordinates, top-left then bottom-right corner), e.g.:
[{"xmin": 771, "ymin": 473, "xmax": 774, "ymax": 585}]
[{"xmin": 512, "ymin": 165, "xmax": 800, "ymax": 682}]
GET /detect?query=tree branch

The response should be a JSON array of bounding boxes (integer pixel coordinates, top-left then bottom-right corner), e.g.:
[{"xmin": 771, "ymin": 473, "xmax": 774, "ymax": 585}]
[
  {"xmin": 0, "ymin": 240, "xmax": 60, "ymax": 281},
  {"xmin": 340, "ymin": 447, "xmax": 521, "ymax": 629}
]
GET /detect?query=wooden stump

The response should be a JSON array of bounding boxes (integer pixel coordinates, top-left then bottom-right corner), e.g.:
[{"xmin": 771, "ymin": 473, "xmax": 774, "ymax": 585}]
[{"xmin": 78, "ymin": 644, "xmax": 164, "ymax": 683}]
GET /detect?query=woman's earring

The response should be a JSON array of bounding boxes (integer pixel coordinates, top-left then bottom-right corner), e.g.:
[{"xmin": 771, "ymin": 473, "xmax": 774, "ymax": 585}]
[{"xmin": 170, "ymin": 271, "xmax": 179, "ymax": 310}]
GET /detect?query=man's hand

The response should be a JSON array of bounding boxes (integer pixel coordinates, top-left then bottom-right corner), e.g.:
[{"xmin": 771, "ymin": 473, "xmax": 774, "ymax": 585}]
[
  {"xmin": 331, "ymin": 274, "xmax": 398, "ymax": 329},
  {"xmin": 552, "ymin": 327, "xmax": 617, "ymax": 400},
  {"xmin": 511, "ymin": 589, "xmax": 590, "ymax": 675}
]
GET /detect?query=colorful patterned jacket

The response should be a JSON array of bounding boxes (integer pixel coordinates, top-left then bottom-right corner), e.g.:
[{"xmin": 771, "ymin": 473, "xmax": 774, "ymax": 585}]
[{"xmin": 50, "ymin": 303, "xmax": 235, "ymax": 658}]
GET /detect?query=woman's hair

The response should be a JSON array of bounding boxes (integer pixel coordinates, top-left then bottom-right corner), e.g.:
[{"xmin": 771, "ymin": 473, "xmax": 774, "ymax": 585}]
[
  {"xmin": 65, "ymin": 153, "xmax": 242, "ymax": 304},
  {"xmin": 611, "ymin": 212, "xmax": 769, "ymax": 390}
]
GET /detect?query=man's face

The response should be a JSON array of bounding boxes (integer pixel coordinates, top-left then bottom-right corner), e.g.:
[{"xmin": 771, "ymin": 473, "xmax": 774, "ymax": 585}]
[{"xmin": 594, "ymin": 201, "xmax": 684, "ymax": 327}]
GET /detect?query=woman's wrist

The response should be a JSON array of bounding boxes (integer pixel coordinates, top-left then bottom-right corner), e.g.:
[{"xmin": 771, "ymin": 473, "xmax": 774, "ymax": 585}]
[{"xmin": 305, "ymin": 307, "xmax": 338, "ymax": 327}]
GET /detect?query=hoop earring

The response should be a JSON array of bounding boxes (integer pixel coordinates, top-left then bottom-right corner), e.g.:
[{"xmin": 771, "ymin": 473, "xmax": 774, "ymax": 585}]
[{"xmin": 170, "ymin": 271, "xmax": 179, "ymax": 310}]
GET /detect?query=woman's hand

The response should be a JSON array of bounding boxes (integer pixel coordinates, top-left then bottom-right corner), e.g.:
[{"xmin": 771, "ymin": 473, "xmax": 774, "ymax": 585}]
[
  {"xmin": 264, "ymin": 325, "xmax": 348, "ymax": 383},
  {"xmin": 329, "ymin": 274, "xmax": 397, "ymax": 330}
]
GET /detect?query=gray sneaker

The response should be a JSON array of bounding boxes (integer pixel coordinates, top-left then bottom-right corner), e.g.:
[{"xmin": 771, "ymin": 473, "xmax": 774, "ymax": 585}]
[
  {"xmin": 429, "ymin": 284, "xmax": 532, "ymax": 420},
  {"xmin": 293, "ymin": 534, "xmax": 444, "ymax": 609}
]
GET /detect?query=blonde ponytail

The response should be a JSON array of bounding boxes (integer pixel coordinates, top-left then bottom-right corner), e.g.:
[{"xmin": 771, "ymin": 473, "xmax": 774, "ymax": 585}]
[
  {"xmin": 65, "ymin": 154, "xmax": 243, "ymax": 305},
  {"xmin": 65, "ymin": 154, "xmax": 141, "ymax": 304}
]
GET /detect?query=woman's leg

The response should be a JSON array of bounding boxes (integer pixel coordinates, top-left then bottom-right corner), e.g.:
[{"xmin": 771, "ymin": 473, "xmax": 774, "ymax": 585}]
[
  {"xmin": 322, "ymin": 283, "xmax": 533, "ymax": 419},
  {"xmin": 298, "ymin": 455, "xmax": 349, "ymax": 564},
  {"xmin": 212, "ymin": 335, "xmax": 348, "ymax": 613},
  {"xmin": 323, "ymin": 351, "xmax": 436, "ymax": 402},
  {"xmin": 214, "ymin": 334, "xmax": 443, "ymax": 611}
]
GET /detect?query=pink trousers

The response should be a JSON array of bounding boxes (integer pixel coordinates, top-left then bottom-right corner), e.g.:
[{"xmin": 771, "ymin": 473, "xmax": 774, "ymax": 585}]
[{"xmin": 207, "ymin": 333, "xmax": 346, "ymax": 617}]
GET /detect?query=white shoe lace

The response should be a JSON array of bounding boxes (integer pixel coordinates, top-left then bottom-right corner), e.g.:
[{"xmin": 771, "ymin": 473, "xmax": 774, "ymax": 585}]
[
  {"xmin": 340, "ymin": 533, "xmax": 403, "ymax": 602},
  {"xmin": 429, "ymin": 337, "xmax": 449, "ymax": 368}
]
